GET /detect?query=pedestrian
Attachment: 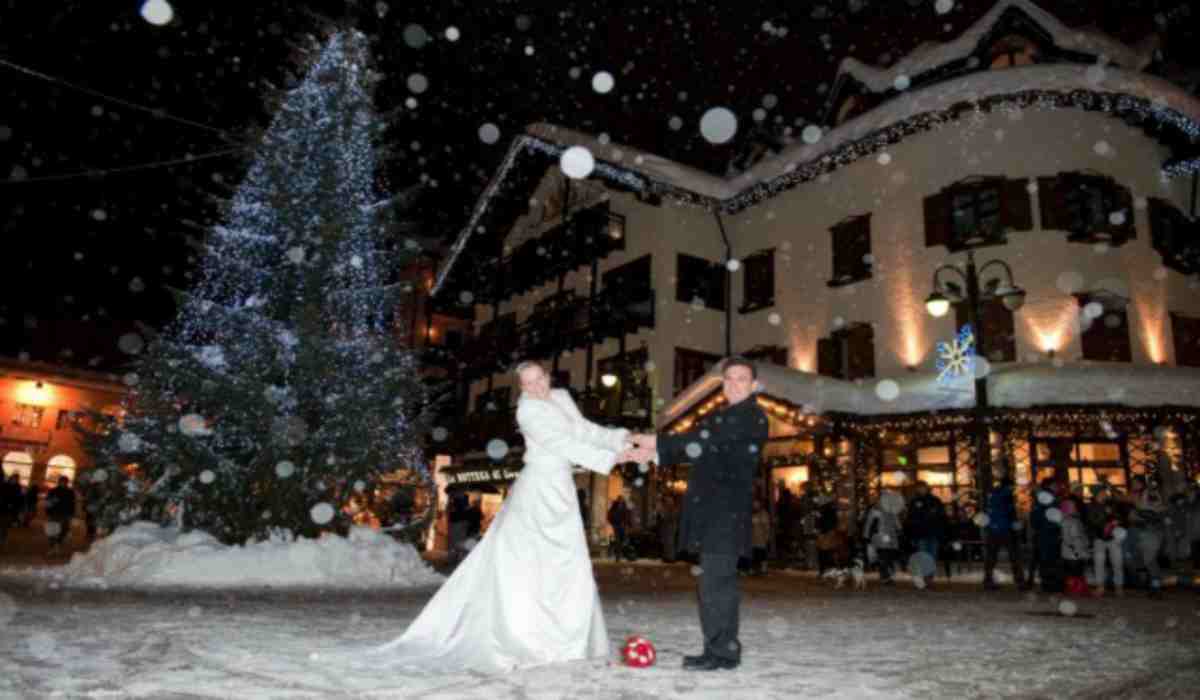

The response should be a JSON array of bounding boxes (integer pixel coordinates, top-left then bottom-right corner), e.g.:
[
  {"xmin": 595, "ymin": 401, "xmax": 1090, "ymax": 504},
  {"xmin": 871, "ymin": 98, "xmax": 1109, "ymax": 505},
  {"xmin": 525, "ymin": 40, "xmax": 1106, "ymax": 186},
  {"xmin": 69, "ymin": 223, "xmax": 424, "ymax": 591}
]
[
  {"xmin": 45, "ymin": 476, "xmax": 76, "ymax": 557},
  {"xmin": 465, "ymin": 496, "xmax": 483, "ymax": 542},
  {"xmin": 983, "ymin": 477, "xmax": 1027, "ymax": 591},
  {"xmin": 0, "ymin": 472, "xmax": 24, "ymax": 547},
  {"xmin": 1188, "ymin": 484, "xmax": 1200, "ymax": 573},
  {"xmin": 905, "ymin": 481, "xmax": 944, "ymax": 588},
  {"xmin": 750, "ymin": 498, "xmax": 770, "ymax": 576},
  {"xmin": 606, "ymin": 494, "xmax": 631, "ymax": 560},
  {"xmin": 864, "ymin": 491, "xmax": 903, "ymax": 584},
  {"xmin": 23, "ymin": 481, "xmax": 40, "ymax": 527},
  {"xmin": 628, "ymin": 357, "xmax": 769, "ymax": 671},
  {"xmin": 1059, "ymin": 499, "xmax": 1091, "ymax": 596},
  {"xmin": 1088, "ymin": 486, "xmax": 1125, "ymax": 597},
  {"xmin": 1128, "ymin": 475, "xmax": 1166, "ymax": 598},
  {"xmin": 658, "ymin": 492, "xmax": 679, "ymax": 563},
  {"xmin": 446, "ymin": 489, "xmax": 469, "ymax": 562},
  {"xmin": 814, "ymin": 494, "xmax": 840, "ymax": 576},
  {"xmin": 1030, "ymin": 478, "xmax": 1064, "ymax": 593}
]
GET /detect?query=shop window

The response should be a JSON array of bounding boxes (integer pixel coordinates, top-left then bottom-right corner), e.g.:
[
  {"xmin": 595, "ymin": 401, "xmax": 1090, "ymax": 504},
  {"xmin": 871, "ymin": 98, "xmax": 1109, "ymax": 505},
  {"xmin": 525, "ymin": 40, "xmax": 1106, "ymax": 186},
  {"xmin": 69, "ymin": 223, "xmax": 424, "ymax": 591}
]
[
  {"xmin": 45, "ymin": 455, "xmax": 77, "ymax": 486},
  {"xmin": 1038, "ymin": 172, "xmax": 1135, "ymax": 246},
  {"xmin": 674, "ymin": 347, "xmax": 723, "ymax": 394},
  {"xmin": 955, "ymin": 297, "xmax": 1016, "ymax": 363},
  {"xmin": 1032, "ymin": 439, "xmax": 1126, "ymax": 494},
  {"xmin": 881, "ymin": 443, "xmax": 956, "ymax": 501},
  {"xmin": 1, "ymin": 451, "xmax": 34, "ymax": 485},
  {"xmin": 740, "ymin": 248, "xmax": 775, "ymax": 313},
  {"xmin": 924, "ymin": 176, "xmax": 1032, "ymax": 251},
  {"xmin": 817, "ymin": 322, "xmax": 875, "ymax": 380},
  {"xmin": 12, "ymin": 403, "xmax": 44, "ymax": 428},
  {"xmin": 828, "ymin": 214, "xmax": 872, "ymax": 287},
  {"xmin": 676, "ymin": 253, "xmax": 726, "ymax": 311},
  {"xmin": 1171, "ymin": 312, "xmax": 1200, "ymax": 368},
  {"xmin": 1076, "ymin": 292, "xmax": 1131, "ymax": 362},
  {"xmin": 1148, "ymin": 198, "xmax": 1200, "ymax": 275}
]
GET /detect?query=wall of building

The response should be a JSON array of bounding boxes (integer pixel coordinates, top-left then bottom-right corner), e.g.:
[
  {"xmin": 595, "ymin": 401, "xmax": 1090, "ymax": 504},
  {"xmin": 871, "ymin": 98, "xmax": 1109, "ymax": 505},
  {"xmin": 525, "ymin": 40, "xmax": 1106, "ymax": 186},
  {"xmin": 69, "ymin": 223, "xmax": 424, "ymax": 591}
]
[
  {"xmin": 726, "ymin": 104, "xmax": 1199, "ymax": 377},
  {"xmin": 0, "ymin": 364, "xmax": 125, "ymax": 487}
]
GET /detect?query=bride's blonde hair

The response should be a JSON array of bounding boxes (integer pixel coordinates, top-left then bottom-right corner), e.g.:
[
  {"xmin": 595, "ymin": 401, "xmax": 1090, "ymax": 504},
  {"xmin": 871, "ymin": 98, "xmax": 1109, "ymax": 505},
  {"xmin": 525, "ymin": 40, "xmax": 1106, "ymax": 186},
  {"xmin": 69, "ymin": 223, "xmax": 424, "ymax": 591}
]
[{"xmin": 513, "ymin": 360, "xmax": 546, "ymax": 379}]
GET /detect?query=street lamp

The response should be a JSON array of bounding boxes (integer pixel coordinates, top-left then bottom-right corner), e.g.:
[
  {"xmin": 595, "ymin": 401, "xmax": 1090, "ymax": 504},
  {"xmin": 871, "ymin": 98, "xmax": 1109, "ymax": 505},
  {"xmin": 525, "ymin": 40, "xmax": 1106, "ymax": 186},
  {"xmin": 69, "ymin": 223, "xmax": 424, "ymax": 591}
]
[
  {"xmin": 926, "ymin": 249, "xmax": 1025, "ymax": 502},
  {"xmin": 600, "ymin": 372, "xmax": 619, "ymax": 388}
]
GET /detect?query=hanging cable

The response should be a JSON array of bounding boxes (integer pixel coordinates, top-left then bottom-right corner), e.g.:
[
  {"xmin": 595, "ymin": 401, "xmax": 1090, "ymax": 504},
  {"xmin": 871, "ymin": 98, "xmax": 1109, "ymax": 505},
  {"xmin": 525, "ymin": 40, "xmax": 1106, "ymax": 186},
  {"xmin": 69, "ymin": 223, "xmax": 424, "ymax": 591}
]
[
  {"xmin": 0, "ymin": 147, "xmax": 248, "ymax": 185},
  {"xmin": 0, "ymin": 56, "xmax": 239, "ymax": 142}
]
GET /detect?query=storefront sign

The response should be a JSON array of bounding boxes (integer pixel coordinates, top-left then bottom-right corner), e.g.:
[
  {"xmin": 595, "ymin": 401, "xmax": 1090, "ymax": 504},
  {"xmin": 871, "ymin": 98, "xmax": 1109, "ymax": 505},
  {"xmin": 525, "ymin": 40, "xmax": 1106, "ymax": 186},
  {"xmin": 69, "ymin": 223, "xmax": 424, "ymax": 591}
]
[{"xmin": 444, "ymin": 467, "xmax": 521, "ymax": 485}]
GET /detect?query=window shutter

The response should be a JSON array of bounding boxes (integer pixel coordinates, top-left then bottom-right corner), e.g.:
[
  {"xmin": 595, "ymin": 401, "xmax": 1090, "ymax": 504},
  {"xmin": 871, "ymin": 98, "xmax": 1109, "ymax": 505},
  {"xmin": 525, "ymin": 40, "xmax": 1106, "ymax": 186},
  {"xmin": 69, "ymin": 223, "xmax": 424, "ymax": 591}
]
[
  {"xmin": 1172, "ymin": 313, "xmax": 1200, "ymax": 368},
  {"xmin": 923, "ymin": 191, "xmax": 951, "ymax": 248},
  {"xmin": 1037, "ymin": 175, "xmax": 1067, "ymax": 231},
  {"xmin": 1001, "ymin": 177, "xmax": 1033, "ymax": 232},
  {"xmin": 817, "ymin": 337, "xmax": 842, "ymax": 379},
  {"xmin": 846, "ymin": 324, "xmax": 876, "ymax": 380},
  {"xmin": 981, "ymin": 298, "xmax": 1016, "ymax": 362}
]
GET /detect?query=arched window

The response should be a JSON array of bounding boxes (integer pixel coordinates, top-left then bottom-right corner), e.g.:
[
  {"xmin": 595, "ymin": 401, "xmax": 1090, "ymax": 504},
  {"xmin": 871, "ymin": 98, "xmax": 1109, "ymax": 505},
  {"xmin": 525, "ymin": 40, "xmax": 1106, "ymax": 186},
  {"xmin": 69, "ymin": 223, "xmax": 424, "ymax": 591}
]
[
  {"xmin": 835, "ymin": 94, "xmax": 861, "ymax": 125},
  {"xmin": 2, "ymin": 451, "xmax": 35, "ymax": 485},
  {"xmin": 45, "ymin": 455, "xmax": 77, "ymax": 486},
  {"xmin": 989, "ymin": 34, "xmax": 1039, "ymax": 69}
]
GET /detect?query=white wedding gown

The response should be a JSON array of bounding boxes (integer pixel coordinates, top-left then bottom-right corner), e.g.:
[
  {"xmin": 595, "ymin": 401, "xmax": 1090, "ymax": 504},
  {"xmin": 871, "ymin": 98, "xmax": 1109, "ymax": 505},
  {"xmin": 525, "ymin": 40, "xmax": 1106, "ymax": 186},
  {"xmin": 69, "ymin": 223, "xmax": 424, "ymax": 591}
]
[{"xmin": 376, "ymin": 388, "xmax": 629, "ymax": 673}]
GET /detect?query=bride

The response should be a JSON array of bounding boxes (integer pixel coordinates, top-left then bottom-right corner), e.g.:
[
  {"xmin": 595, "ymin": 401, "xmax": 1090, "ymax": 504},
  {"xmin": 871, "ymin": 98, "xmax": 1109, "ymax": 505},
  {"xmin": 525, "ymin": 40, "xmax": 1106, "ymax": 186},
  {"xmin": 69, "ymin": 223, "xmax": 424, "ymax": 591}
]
[{"xmin": 376, "ymin": 360, "xmax": 636, "ymax": 672}]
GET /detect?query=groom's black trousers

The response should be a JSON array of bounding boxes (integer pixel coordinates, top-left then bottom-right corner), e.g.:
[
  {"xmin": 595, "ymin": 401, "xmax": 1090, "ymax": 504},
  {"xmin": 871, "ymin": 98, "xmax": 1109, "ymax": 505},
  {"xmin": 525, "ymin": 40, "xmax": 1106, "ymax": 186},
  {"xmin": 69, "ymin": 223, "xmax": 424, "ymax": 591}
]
[{"xmin": 698, "ymin": 552, "xmax": 741, "ymax": 661}]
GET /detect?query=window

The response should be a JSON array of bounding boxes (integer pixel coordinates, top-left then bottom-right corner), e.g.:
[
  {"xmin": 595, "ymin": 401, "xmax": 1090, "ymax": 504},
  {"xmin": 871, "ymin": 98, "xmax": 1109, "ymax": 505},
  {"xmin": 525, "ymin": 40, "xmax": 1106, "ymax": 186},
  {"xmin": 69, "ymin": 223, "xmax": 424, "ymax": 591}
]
[
  {"xmin": 45, "ymin": 455, "xmax": 77, "ymax": 486},
  {"xmin": 12, "ymin": 403, "xmax": 44, "ymax": 428},
  {"xmin": 1148, "ymin": 198, "xmax": 1200, "ymax": 274},
  {"xmin": 676, "ymin": 253, "xmax": 726, "ymax": 311},
  {"xmin": 1, "ymin": 451, "xmax": 34, "ymax": 485},
  {"xmin": 989, "ymin": 34, "xmax": 1039, "ymax": 68},
  {"xmin": 674, "ymin": 347, "xmax": 722, "ymax": 394},
  {"xmin": 1032, "ymin": 439, "xmax": 1126, "ymax": 494},
  {"xmin": 925, "ymin": 177, "xmax": 1032, "ymax": 251},
  {"xmin": 955, "ymin": 297, "xmax": 1016, "ymax": 363},
  {"xmin": 1076, "ymin": 292, "xmax": 1131, "ymax": 362},
  {"xmin": 880, "ymin": 443, "xmax": 959, "ymax": 502},
  {"xmin": 828, "ymin": 214, "xmax": 872, "ymax": 286},
  {"xmin": 740, "ymin": 249, "xmax": 775, "ymax": 312},
  {"xmin": 597, "ymin": 347, "xmax": 651, "ymax": 420},
  {"xmin": 55, "ymin": 410, "xmax": 81, "ymax": 431},
  {"xmin": 601, "ymin": 254, "xmax": 655, "ymax": 331},
  {"xmin": 817, "ymin": 323, "xmax": 875, "ymax": 380},
  {"xmin": 1171, "ymin": 313, "xmax": 1200, "ymax": 368},
  {"xmin": 1038, "ymin": 172, "xmax": 1135, "ymax": 245}
]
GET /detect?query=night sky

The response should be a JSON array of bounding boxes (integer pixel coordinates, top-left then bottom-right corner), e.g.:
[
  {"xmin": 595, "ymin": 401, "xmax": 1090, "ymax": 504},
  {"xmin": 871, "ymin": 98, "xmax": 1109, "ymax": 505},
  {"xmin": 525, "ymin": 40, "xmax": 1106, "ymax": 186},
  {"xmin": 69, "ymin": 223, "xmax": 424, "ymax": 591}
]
[{"xmin": 2, "ymin": 0, "xmax": 1195, "ymax": 372}]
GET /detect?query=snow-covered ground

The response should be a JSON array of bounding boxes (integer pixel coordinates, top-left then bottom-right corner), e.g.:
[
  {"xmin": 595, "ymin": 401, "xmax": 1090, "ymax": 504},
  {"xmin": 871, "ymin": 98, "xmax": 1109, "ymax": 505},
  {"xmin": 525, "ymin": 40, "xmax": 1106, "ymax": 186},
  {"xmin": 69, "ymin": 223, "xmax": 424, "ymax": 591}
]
[
  {"xmin": 1, "ymin": 521, "xmax": 443, "ymax": 591},
  {"xmin": 2, "ymin": 561, "xmax": 1198, "ymax": 699}
]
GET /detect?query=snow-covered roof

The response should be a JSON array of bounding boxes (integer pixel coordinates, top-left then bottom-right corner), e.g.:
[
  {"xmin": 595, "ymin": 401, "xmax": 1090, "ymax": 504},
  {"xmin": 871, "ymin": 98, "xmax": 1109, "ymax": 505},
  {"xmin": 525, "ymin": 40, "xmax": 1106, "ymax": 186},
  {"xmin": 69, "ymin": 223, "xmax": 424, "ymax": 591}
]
[
  {"xmin": 836, "ymin": 0, "xmax": 1156, "ymax": 94},
  {"xmin": 659, "ymin": 362, "xmax": 1200, "ymax": 428}
]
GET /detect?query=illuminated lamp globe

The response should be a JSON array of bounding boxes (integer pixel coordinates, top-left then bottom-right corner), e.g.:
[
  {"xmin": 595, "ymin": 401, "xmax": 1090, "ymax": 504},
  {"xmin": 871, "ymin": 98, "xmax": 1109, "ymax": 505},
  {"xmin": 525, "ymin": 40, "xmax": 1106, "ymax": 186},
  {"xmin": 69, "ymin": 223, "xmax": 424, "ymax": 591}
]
[
  {"xmin": 925, "ymin": 291, "xmax": 952, "ymax": 318},
  {"xmin": 601, "ymin": 373, "xmax": 619, "ymax": 388},
  {"xmin": 998, "ymin": 285, "xmax": 1027, "ymax": 311}
]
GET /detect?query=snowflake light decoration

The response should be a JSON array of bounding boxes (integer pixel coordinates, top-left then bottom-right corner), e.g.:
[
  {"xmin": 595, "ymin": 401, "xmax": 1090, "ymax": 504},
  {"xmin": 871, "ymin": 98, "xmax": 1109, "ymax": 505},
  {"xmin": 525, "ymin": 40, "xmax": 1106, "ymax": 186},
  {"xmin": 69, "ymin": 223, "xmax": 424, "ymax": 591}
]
[{"xmin": 936, "ymin": 324, "xmax": 975, "ymax": 384}]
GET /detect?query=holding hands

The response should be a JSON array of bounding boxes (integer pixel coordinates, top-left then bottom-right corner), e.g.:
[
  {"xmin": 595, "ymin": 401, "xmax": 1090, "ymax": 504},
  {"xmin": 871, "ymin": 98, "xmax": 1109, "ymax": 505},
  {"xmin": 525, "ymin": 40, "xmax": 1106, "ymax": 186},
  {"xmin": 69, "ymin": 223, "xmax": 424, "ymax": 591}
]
[{"xmin": 617, "ymin": 433, "xmax": 657, "ymax": 464}]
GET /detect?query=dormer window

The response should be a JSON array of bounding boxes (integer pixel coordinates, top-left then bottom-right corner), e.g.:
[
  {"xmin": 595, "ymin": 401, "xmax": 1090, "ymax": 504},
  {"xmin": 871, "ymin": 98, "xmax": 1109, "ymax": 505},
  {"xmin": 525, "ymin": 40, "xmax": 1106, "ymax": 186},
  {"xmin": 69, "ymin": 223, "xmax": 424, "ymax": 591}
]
[{"xmin": 989, "ymin": 34, "xmax": 1040, "ymax": 69}]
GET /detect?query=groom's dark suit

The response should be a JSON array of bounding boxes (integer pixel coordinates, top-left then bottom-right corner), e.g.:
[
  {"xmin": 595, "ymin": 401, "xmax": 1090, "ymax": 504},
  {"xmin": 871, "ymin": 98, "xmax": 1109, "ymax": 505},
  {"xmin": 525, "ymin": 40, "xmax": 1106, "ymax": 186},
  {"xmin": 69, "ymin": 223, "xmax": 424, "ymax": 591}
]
[{"xmin": 657, "ymin": 394, "xmax": 768, "ymax": 664}]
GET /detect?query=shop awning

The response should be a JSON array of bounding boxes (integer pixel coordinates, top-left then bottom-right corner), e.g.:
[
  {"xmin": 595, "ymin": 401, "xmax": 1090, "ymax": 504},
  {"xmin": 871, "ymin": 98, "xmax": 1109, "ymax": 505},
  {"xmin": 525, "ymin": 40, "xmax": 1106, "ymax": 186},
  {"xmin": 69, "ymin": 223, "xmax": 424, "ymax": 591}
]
[{"xmin": 659, "ymin": 362, "xmax": 1200, "ymax": 428}]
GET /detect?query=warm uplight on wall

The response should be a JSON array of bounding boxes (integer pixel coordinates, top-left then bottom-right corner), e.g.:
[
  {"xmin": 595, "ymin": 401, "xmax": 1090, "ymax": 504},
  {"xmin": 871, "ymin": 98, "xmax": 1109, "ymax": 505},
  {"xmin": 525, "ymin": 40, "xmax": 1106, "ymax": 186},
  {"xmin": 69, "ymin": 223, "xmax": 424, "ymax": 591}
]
[
  {"xmin": 1133, "ymin": 295, "xmax": 1166, "ymax": 364},
  {"xmin": 1024, "ymin": 298, "xmax": 1077, "ymax": 358},
  {"xmin": 17, "ymin": 380, "xmax": 53, "ymax": 406}
]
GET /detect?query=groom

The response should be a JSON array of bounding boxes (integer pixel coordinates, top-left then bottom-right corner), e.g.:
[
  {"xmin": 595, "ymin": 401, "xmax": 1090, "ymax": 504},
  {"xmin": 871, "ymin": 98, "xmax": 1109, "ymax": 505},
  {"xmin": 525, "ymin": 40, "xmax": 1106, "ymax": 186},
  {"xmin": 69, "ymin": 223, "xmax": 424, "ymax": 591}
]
[{"xmin": 629, "ymin": 357, "xmax": 768, "ymax": 671}]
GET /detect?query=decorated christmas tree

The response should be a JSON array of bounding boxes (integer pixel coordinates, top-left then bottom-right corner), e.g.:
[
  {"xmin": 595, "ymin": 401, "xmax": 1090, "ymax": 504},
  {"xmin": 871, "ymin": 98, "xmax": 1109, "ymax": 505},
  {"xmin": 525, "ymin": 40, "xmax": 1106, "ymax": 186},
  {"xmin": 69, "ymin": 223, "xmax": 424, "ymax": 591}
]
[{"xmin": 79, "ymin": 30, "xmax": 434, "ymax": 545}]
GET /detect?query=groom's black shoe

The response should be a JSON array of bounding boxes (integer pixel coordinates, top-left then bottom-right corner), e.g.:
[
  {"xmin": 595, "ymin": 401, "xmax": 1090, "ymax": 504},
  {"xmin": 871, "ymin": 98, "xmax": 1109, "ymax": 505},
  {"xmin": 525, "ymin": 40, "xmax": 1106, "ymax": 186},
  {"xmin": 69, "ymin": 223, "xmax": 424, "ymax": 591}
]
[
  {"xmin": 688, "ymin": 655, "xmax": 740, "ymax": 672},
  {"xmin": 681, "ymin": 653, "xmax": 710, "ymax": 669}
]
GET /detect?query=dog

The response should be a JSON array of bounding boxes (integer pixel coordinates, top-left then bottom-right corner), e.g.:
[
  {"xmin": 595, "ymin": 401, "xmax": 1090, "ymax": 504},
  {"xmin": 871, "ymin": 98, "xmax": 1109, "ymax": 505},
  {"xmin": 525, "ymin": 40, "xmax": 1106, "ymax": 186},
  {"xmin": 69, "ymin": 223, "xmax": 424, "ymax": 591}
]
[{"xmin": 822, "ymin": 557, "xmax": 866, "ymax": 590}]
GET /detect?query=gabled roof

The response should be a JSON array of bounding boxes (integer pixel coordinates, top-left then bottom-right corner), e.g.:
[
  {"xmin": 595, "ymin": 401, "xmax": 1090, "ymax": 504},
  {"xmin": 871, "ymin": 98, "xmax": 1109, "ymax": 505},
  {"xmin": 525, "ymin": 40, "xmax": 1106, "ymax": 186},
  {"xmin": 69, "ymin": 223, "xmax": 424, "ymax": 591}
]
[{"xmin": 835, "ymin": 0, "xmax": 1156, "ymax": 95}]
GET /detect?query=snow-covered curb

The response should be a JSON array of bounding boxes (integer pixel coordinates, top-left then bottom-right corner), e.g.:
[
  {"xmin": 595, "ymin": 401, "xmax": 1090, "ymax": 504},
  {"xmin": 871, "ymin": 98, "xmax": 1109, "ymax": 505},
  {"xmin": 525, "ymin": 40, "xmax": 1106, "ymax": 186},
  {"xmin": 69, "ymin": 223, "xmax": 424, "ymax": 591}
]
[{"xmin": 1, "ymin": 521, "xmax": 444, "ymax": 590}]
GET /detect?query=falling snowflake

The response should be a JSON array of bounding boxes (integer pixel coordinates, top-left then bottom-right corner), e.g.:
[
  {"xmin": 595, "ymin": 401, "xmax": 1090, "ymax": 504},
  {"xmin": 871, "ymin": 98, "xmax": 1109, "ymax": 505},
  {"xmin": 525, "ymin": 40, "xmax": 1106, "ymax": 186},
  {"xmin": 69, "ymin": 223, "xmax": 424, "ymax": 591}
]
[{"xmin": 935, "ymin": 324, "xmax": 975, "ymax": 384}]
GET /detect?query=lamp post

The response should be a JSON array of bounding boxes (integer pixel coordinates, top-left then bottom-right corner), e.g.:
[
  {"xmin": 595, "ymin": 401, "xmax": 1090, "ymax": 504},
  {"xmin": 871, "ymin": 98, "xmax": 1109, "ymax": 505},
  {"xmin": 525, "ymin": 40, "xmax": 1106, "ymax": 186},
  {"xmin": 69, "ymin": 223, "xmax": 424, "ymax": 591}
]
[{"xmin": 925, "ymin": 249, "xmax": 1025, "ymax": 503}]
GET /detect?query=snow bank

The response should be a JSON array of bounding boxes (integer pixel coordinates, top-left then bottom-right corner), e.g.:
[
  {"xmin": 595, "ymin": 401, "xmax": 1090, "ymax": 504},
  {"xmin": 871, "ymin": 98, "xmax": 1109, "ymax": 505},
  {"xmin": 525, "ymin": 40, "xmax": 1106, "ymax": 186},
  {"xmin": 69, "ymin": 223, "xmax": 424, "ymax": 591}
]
[{"xmin": 30, "ymin": 521, "xmax": 443, "ymax": 590}]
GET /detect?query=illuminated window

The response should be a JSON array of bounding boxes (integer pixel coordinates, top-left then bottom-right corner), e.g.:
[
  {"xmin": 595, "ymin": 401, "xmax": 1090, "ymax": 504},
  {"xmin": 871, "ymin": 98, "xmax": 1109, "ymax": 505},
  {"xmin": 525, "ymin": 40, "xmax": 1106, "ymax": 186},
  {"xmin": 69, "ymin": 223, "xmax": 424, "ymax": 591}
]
[
  {"xmin": 989, "ymin": 34, "xmax": 1039, "ymax": 68},
  {"xmin": 2, "ymin": 451, "xmax": 34, "ymax": 485},
  {"xmin": 45, "ymin": 455, "xmax": 77, "ymax": 486},
  {"xmin": 12, "ymin": 404, "xmax": 44, "ymax": 428}
]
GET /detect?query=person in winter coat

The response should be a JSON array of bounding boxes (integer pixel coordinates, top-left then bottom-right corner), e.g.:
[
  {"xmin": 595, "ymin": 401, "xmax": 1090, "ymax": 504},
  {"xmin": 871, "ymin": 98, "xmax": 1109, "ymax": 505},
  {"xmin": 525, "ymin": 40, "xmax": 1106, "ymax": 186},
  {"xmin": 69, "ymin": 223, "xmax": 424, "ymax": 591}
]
[
  {"xmin": 23, "ymin": 481, "xmax": 40, "ymax": 527},
  {"xmin": 0, "ymin": 472, "xmax": 24, "ymax": 546},
  {"xmin": 1128, "ymin": 475, "xmax": 1166, "ymax": 597},
  {"xmin": 864, "ymin": 491, "xmax": 903, "ymax": 584},
  {"xmin": 983, "ymin": 478, "xmax": 1026, "ymax": 590},
  {"xmin": 1188, "ymin": 485, "xmax": 1200, "ymax": 572},
  {"xmin": 1164, "ymin": 492, "xmax": 1191, "ymax": 570},
  {"xmin": 629, "ymin": 357, "xmax": 769, "ymax": 671},
  {"xmin": 1088, "ymin": 486, "xmax": 1126, "ymax": 596},
  {"xmin": 1059, "ymin": 499, "xmax": 1091, "ymax": 595},
  {"xmin": 905, "ymin": 481, "xmax": 945, "ymax": 585},
  {"xmin": 45, "ymin": 476, "xmax": 76, "ymax": 556},
  {"xmin": 814, "ymin": 496, "xmax": 841, "ymax": 576},
  {"xmin": 606, "ymin": 495, "xmax": 631, "ymax": 559},
  {"xmin": 658, "ymin": 492, "xmax": 679, "ymax": 563},
  {"xmin": 1029, "ymin": 479, "xmax": 1064, "ymax": 593}
]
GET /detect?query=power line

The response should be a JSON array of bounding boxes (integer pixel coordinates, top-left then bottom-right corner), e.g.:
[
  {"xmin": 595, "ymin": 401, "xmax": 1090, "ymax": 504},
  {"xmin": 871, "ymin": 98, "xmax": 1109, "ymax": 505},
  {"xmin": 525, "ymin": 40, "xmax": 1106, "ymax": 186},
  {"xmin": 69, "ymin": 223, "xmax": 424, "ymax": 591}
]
[
  {"xmin": 0, "ymin": 147, "xmax": 248, "ymax": 185},
  {"xmin": 0, "ymin": 56, "xmax": 239, "ymax": 142}
]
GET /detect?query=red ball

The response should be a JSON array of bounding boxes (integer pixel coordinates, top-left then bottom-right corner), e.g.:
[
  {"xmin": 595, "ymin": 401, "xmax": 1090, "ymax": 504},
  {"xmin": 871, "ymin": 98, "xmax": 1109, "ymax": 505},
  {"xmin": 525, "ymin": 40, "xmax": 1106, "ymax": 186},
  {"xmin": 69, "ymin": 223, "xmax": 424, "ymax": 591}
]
[{"xmin": 621, "ymin": 635, "xmax": 657, "ymax": 668}]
